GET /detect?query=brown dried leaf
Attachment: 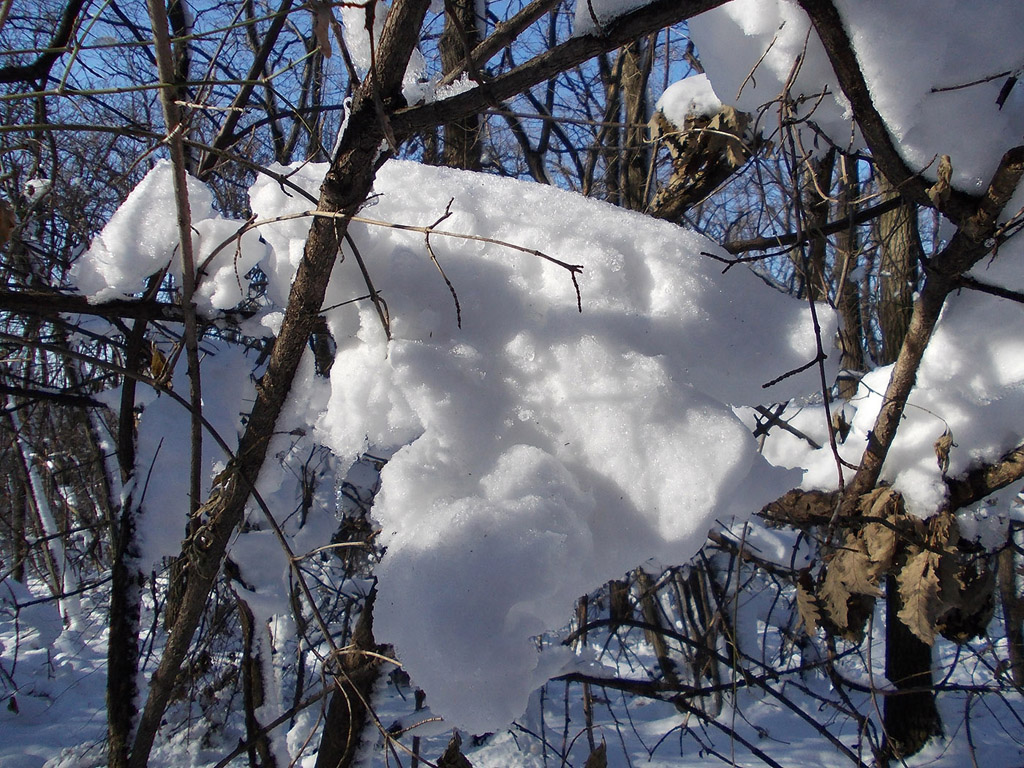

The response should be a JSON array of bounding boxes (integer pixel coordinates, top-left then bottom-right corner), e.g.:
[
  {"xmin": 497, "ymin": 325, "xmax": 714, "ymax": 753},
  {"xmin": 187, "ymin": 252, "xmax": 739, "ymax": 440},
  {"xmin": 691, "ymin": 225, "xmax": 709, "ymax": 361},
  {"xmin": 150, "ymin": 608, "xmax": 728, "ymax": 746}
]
[
  {"xmin": 862, "ymin": 520, "xmax": 897, "ymax": 583},
  {"xmin": 310, "ymin": 0, "xmax": 334, "ymax": 58},
  {"xmin": 831, "ymin": 407, "xmax": 851, "ymax": 443},
  {"xmin": 928, "ymin": 155, "xmax": 952, "ymax": 205},
  {"xmin": 584, "ymin": 741, "xmax": 608, "ymax": 768},
  {"xmin": 150, "ymin": 341, "xmax": 170, "ymax": 383},
  {"xmin": 830, "ymin": 534, "xmax": 884, "ymax": 597},
  {"xmin": 861, "ymin": 486, "xmax": 899, "ymax": 519},
  {"xmin": 0, "ymin": 198, "xmax": 15, "ymax": 248},
  {"xmin": 934, "ymin": 428, "xmax": 954, "ymax": 475},
  {"xmin": 897, "ymin": 548, "xmax": 943, "ymax": 645},
  {"xmin": 939, "ymin": 558, "xmax": 995, "ymax": 643},
  {"xmin": 858, "ymin": 487, "xmax": 901, "ymax": 582},
  {"xmin": 761, "ymin": 489, "xmax": 836, "ymax": 528},
  {"xmin": 927, "ymin": 510, "xmax": 960, "ymax": 550},
  {"xmin": 796, "ymin": 569, "xmax": 821, "ymax": 635},
  {"xmin": 927, "ymin": 154, "xmax": 952, "ymax": 207},
  {"xmin": 821, "ymin": 533, "xmax": 880, "ymax": 639}
]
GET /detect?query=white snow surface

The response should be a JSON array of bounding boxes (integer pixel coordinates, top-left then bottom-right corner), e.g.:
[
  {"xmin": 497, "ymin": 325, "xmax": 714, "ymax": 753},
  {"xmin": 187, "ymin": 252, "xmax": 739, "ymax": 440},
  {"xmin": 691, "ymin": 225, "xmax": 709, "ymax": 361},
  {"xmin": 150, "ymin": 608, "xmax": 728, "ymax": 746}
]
[
  {"xmin": 688, "ymin": 0, "xmax": 1024, "ymax": 191},
  {"xmin": 760, "ymin": 243, "xmax": 1024, "ymax": 519},
  {"xmin": 573, "ymin": 0, "xmax": 652, "ymax": 36},
  {"xmin": 65, "ymin": 0, "xmax": 1024, "ymax": 732},
  {"xmin": 70, "ymin": 159, "xmax": 267, "ymax": 312},
  {"xmin": 250, "ymin": 159, "xmax": 829, "ymax": 730},
  {"xmin": 655, "ymin": 73, "xmax": 723, "ymax": 126},
  {"xmin": 73, "ymin": 157, "xmax": 832, "ymax": 731}
]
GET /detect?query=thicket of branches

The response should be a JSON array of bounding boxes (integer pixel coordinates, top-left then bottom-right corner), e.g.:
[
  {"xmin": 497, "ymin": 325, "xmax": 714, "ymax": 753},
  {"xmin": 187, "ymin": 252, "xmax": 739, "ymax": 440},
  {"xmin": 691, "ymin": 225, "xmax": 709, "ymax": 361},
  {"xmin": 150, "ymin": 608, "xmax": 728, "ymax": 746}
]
[{"xmin": 1, "ymin": 1, "xmax": 1023, "ymax": 767}]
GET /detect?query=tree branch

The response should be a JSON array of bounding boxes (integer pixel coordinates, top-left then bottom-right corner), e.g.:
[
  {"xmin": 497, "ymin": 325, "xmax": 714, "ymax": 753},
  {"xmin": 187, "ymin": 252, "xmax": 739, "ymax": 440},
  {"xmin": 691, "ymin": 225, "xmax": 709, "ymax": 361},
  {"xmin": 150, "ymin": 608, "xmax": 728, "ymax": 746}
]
[
  {"xmin": 393, "ymin": 0, "xmax": 729, "ymax": 137},
  {"xmin": 946, "ymin": 442, "xmax": 1024, "ymax": 511},
  {"xmin": 722, "ymin": 195, "xmax": 901, "ymax": 254},
  {"xmin": 796, "ymin": 0, "xmax": 979, "ymax": 222},
  {"xmin": 0, "ymin": 0, "xmax": 87, "ymax": 84}
]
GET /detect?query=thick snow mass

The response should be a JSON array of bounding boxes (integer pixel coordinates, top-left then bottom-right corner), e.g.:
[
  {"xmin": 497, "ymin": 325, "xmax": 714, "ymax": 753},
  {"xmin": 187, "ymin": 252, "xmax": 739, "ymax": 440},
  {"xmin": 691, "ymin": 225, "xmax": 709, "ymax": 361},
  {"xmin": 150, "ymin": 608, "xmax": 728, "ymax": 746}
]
[
  {"xmin": 249, "ymin": 160, "xmax": 831, "ymax": 729},
  {"xmin": 67, "ymin": 0, "xmax": 1024, "ymax": 732},
  {"xmin": 71, "ymin": 159, "xmax": 267, "ymax": 312},
  {"xmin": 688, "ymin": 0, "xmax": 1024, "ymax": 191},
  {"xmin": 656, "ymin": 74, "xmax": 724, "ymax": 126},
  {"xmin": 762, "ymin": 243, "xmax": 1024, "ymax": 519},
  {"xmin": 75, "ymin": 157, "xmax": 833, "ymax": 731}
]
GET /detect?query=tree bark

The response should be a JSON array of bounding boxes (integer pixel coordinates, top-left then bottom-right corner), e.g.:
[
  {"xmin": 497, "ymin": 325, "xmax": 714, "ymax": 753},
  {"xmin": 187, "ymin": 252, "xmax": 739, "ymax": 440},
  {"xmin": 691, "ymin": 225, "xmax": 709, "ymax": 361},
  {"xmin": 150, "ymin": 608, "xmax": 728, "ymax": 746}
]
[
  {"xmin": 127, "ymin": 2, "xmax": 433, "ymax": 765},
  {"xmin": 440, "ymin": 0, "xmax": 482, "ymax": 170},
  {"xmin": 875, "ymin": 176, "xmax": 921, "ymax": 365},
  {"xmin": 834, "ymin": 155, "xmax": 864, "ymax": 400},
  {"xmin": 881, "ymin": 573, "xmax": 942, "ymax": 763},
  {"xmin": 313, "ymin": 594, "xmax": 382, "ymax": 768},
  {"xmin": 998, "ymin": 539, "xmax": 1024, "ymax": 687}
]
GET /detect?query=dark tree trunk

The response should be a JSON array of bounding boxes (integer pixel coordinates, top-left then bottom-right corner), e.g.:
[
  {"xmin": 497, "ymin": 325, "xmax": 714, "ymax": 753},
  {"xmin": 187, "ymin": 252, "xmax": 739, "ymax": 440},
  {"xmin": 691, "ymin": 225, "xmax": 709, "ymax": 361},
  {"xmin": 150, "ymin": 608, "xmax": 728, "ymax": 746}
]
[
  {"xmin": 876, "ymin": 176, "xmax": 921, "ymax": 365},
  {"xmin": 881, "ymin": 573, "xmax": 942, "ymax": 764},
  {"xmin": 998, "ymin": 540, "xmax": 1024, "ymax": 687},
  {"xmin": 440, "ymin": 0, "xmax": 482, "ymax": 170},
  {"xmin": 313, "ymin": 594, "xmax": 382, "ymax": 768},
  {"xmin": 238, "ymin": 596, "xmax": 278, "ymax": 768},
  {"xmin": 835, "ymin": 154, "xmax": 865, "ymax": 400}
]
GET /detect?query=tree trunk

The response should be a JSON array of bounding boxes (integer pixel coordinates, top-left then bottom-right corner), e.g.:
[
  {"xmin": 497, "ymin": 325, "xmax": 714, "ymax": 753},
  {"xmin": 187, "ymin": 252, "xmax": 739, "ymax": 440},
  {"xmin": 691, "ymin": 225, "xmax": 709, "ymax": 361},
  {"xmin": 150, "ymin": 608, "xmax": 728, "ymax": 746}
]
[
  {"xmin": 440, "ymin": 0, "xmax": 482, "ymax": 170},
  {"xmin": 876, "ymin": 176, "xmax": 921, "ymax": 365},
  {"xmin": 314, "ymin": 594, "xmax": 382, "ymax": 768},
  {"xmin": 796, "ymin": 149, "xmax": 835, "ymax": 301},
  {"xmin": 834, "ymin": 154, "xmax": 865, "ymax": 400},
  {"xmin": 998, "ymin": 537, "xmax": 1024, "ymax": 687},
  {"xmin": 634, "ymin": 568, "xmax": 681, "ymax": 689},
  {"xmin": 238, "ymin": 595, "xmax": 278, "ymax": 768},
  {"xmin": 882, "ymin": 573, "xmax": 942, "ymax": 763},
  {"xmin": 619, "ymin": 39, "xmax": 652, "ymax": 212}
]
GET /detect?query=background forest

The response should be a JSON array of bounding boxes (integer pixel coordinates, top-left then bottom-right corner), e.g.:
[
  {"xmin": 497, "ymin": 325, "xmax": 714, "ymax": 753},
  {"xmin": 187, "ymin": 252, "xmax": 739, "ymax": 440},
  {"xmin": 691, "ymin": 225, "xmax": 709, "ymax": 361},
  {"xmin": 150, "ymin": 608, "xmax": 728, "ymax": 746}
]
[{"xmin": 1, "ymin": 1, "xmax": 1024, "ymax": 767}]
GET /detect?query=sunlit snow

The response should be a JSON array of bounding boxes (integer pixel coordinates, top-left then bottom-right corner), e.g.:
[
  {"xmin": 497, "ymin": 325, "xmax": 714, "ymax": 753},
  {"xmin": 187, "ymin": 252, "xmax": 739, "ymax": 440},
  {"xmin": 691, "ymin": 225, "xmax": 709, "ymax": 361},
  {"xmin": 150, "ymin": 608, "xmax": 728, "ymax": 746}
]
[
  {"xmin": 59, "ymin": 0, "xmax": 1024, "ymax": 740},
  {"xmin": 72, "ymin": 157, "xmax": 832, "ymax": 729}
]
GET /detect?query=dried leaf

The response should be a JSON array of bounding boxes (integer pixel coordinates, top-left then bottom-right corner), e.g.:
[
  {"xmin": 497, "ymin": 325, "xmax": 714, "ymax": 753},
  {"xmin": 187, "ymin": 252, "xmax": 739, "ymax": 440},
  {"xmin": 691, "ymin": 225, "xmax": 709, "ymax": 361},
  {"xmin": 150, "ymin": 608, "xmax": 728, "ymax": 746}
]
[
  {"xmin": 934, "ymin": 428, "xmax": 954, "ymax": 475},
  {"xmin": 584, "ymin": 741, "xmax": 607, "ymax": 768},
  {"xmin": 150, "ymin": 341, "xmax": 170, "ymax": 383},
  {"xmin": 897, "ymin": 547, "xmax": 943, "ymax": 645},
  {"xmin": 831, "ymin": 407, "xmax": 851, "ymax": 443},
  {"xmin": 830, "ymin": 534, "xmax": 884, "ymax": 597},
  {"xmin": 939, "ymin": 558, "xmax": 996, "ymax": 643},
  {"xmin": 927, "ymin": 510, "xmax": 960, "ymax": 550},
  {"xmin": 859, "ymin": 488, "xmax": 901, "ymax": 582},
  {"xmin": 821, "ymin": 533, "xmax": 880, "ymax": 639},
  {"xmin": 795, "ymin": 568, "xmax": 821, "ymax": 635},
  {"xmin": 927, "ymin": 154, "xmax": 952, "ymax": 207},
  {"xmin": 863, "ymin": 520, "xmax": 897, "ymax": 583},
  {"xmin": 310, "ymin": 0, "xmax": 334, "ymax": 58},
  {"xmin": 861, "ymin": 486, "xmax": 899, "ymax": 519},
  {"xmin": 0, "ymin": 198, "xmax": 15, "ymax": 248},
  {"xmin": 761, "ymin": 489, "xmax": 835, "ymax": 528}
]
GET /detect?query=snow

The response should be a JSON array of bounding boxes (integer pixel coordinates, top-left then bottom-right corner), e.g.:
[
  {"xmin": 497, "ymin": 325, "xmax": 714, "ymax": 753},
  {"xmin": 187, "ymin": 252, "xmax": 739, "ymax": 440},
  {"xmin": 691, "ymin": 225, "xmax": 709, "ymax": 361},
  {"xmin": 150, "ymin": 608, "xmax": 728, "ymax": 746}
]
[
  {"xmin": 22, "ymin": 178, "xmax": 51, "ymax": 203},
  {"xmin": 68, "ymin": 154, "xmax": 832, "ymax": 730},
  {"xmin": 655, "ymin": 74, "xmax": 723, "ymax": 126},
  {"xmin": 340, "ymin": 2, "xmax": 430, "ymax": 104},
  {"xmin": 687, "ymin": 0, "xmax": 1024, "ymax": 190},
  {"xmin": 572, "ymin": 0, "xmax": 653, "ymax": 36},
  {"xmin": 70, "ymin": 160, "xmax": 267, "ymax": 313},
  {"xmin": 758, "ymin": 242, "xmax": 1024, "ymax": 518},
  {"xmin": 252, "ymin": 159, "xmax": 829, "ymax": 730}
]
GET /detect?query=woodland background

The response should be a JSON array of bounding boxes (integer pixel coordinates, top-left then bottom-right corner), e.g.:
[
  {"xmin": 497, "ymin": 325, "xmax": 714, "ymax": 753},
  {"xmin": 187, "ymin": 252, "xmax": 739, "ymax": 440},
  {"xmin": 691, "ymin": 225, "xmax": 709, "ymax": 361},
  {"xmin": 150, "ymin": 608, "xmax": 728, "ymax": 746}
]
[{"xmin": 1, "ymin": 1, "xmax": 1023, "ymax": 767}]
